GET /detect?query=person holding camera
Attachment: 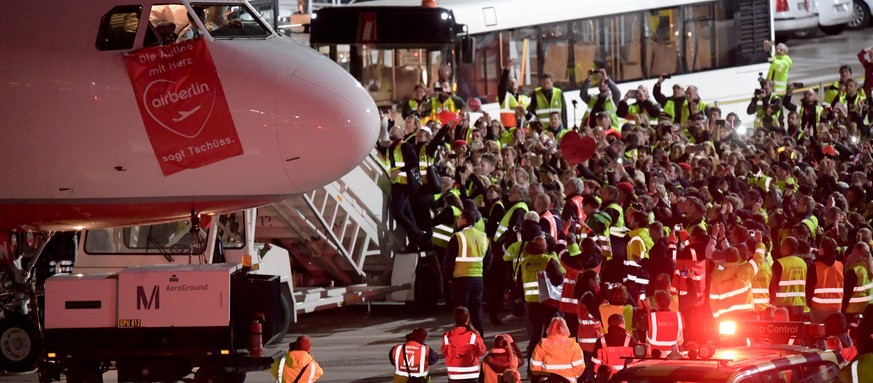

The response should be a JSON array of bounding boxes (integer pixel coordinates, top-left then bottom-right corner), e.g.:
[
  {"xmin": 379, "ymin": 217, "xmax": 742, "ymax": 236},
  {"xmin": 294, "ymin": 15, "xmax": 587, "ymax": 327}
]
[
  {"xmin": 425, "ymin": 80, "xmax": 466, "ymax": 126},
  {"xmin": 580, "ymin": 68, "xmax": 620, "ymax": 129},
  {"xmin": 653, "ymin": 74, "xmax": 684, "ymax": 124},
  {"xmin": 617, "ymin": 85, "xmax": 663, "ymax": 127},
  {"xmin": 783, "ymin": 84, "xmax": 824, "ymax": 134},
  {"xmin": 766, "ymin": 42, "xmax": 792, "ymax": 94},
  {"xmin": 838, "ymin": 78, "xmax": 867, "ymax": 128},
  {"xmin": 389, "ymin": 327, "xmax": 439, "ymax": 383},
  {"xmin": 746, "ymin": 79, "xmax": 783, "ymax": 129},
  {"xmin": 271, "ymin": 336, "xmax": 324, "ymax": 383}
]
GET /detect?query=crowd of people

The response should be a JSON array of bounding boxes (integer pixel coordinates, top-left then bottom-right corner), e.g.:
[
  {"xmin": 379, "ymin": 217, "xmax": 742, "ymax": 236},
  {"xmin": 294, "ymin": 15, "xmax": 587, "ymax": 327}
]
[{"xmin": 368, "ymin": 41, "xmax": 873, "ymax": 383}]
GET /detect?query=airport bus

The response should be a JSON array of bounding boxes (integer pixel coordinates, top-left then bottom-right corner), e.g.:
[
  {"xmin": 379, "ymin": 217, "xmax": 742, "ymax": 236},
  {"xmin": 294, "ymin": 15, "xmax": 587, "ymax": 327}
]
[{"xmin": 309, "ymin": 0, "xmax": 774, "ymax": 125}]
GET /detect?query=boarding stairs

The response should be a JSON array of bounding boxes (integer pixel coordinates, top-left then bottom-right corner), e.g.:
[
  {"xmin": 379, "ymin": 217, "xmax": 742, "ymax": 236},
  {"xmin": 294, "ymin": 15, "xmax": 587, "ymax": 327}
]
[{"xmin": 255, "ymin": 149, "xmax": 419, "ymax": 317}]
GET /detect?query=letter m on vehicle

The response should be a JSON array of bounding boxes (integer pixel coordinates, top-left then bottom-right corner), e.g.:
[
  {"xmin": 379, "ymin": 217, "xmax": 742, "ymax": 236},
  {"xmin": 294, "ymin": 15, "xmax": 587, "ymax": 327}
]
[{"xmin": 137, "ymin": 285, "xmax": 160, "ymax": 310}]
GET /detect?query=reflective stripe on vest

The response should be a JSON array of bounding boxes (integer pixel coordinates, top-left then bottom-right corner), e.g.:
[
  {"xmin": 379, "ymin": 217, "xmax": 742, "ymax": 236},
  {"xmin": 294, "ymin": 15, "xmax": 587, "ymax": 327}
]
[
  {"xmin": 847, "ymin": 265, "xmax": 873, "ymax": 313},
  {"xmin": 453, "ymin": 227, "xmax": 488, "ymax": 278},
  {"xmin": 390, "ymin": 144, "xmax": 407, "ymax": 184},
  {"xmin": 542, "ymin": 210, "xmax": 558, "ymax": 239},
  {"xmin": 647, "ymin": 311, "xmax": 683, "ymax": 348},
  {"xmin": 494, "ymin": 202, "xmax": 528, "ymax": 241},
  {"xmin": 534, "ymin": 87, "xmax": 564, "ymax": 128},
  {"xmin": 775, "ymin": 256, "xmax": 809, "ymax": 312},
  {"xmin": 811, "ymin": 261, "xmax": 844, "ymax": 309},
  {"xmin": 393, "ymin": 343, "xmax": 429, "ymax": 377}
]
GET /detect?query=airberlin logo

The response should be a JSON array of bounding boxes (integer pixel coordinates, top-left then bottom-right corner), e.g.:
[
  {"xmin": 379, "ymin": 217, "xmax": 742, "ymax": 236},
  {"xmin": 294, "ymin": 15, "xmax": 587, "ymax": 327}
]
[
  {"xmin": 150, "ymin": 82, "xmax": 211, "ymax": 109},
  {"xmin": 143, "ymin": 78, "xmax": 216, "ymax": 139}
]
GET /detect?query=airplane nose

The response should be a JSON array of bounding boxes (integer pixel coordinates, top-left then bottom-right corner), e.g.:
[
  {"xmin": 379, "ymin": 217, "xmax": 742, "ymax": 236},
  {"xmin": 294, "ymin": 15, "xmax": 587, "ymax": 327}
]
[{"xmin": 276, "ymin": 49, "xmax": 379, "ymax": 193}]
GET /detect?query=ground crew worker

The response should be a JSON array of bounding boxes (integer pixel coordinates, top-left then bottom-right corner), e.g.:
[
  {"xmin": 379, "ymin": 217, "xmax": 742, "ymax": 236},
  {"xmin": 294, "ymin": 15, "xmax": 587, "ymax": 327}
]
[
  {"xmin": 679, "ymin": 86, "xmax": 709, "ymax": 124},
  {"xmin": 771, "ymin": 237, "xmax": 810, "ymax": 321},
  {"xmin": 747, "ymin": 80, "xmax": 783, "ymax": 129},
  {"xmin": 808, "ymin": 237, "xmax": 844, "ymax": 323},
  {"xmin": 535, "ymin": 194, "xmax": 560, "ymax": 240},
  {"xmin": 426, "ymin": 80, "xmax": 465, "ymax": 126},
  {"xmin": 592, "ymin": 314, "xmax": 637, "ymax": 379},
  {"xmin": 646, "ymin": 290, "xmax": 684, "ymax": 354},
  {"xmin": 784, "ymin": 85, "xmax": 823, "ymax": 132},
  {"xmin": 482, "ymin": 334, "xmax": 523, "ymax": 383},
  {"xmin": 519, "ymin": 235, "xmax": 565, "ymax": 359},
  {"xmin": 653, "ymin": 75, "xmax": 687, "ymax": 124},
  {"xmin": 442, "ymin": 307, "xmax": 487, "ymax": 383},
  {"xmin": 617, "ymin": 85, "xmax": 662, "ymax": 125},
  {"xmin": 825, "ymin": 64, "xmax": 857, "ymax": 106},
  {"xmin": 600, "ymin": 186, "xmax": 625, "ymax": 229},
  {"xmin": 843, "ymin": 242, "xmax": 873, "ymax": 320},
  {"xmin": 767, "ymin": 42, "xmax": 792, "ymax": 93},
  {"xmin": 575, "ymin": 269, "xmax": 602, "ymax": 383},
  {"xmin": 272, "ymin": 336, "xmax": 324, "ymax": 383},
  {"xmin": 527, "ymin": 73, "xmax": 566, "ymax": 129},
  {"xmin": 389, "ymin": 328, "xmax": 439, "ymax": 383},
  {"xmin": 599, "ymin": 284, "xmax": 634, "ymax": 336},
  {"xmin": 402, "ymin": 83, "xmax": 428, "ymax": 120},
  {"xmin": 530, "ymin": 317, "xmax": 586, "ymax": 383},
  {"xmin": 709, "ymin": 239, "xmax": 763, "ymax": 321},
  {"xmin": 494, "ymin": 185, "xmax": 529, "ymax": 243},
  {"xmin": 624, "ymin": 211, "xmax": 653, "ymax": 299},
  {"xmin": 581, "ymin": 68, "xmax": 620, "ymax": 128},
  {"xmin": 387, "ymin": 125, "xmax": 430, "ymax": 253},
  {"xmin": 443, "ymin": 208, "xmax": 491, "ymax": 335},
  {"xmin": 838, "ymin": 306, "xmax": 873, "ymax": 382},
  {"xmin": 561, "ymin": 178, "xmax": 586, "ymax": 237},
  {"xmin": 558, "ymin": 234, "xmax": 583, "ymax": 335}
]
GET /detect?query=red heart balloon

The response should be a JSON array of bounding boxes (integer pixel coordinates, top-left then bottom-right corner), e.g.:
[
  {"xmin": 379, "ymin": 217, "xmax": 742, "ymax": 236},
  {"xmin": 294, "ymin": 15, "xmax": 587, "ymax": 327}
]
[{"xmin": 560, "ymin": 132, "xmax": 596, "ymax": 165}]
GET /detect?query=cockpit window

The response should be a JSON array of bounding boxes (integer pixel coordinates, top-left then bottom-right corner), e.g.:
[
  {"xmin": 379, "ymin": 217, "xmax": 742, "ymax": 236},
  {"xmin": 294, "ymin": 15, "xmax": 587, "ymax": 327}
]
[
  {"xmin": 199, "ymin": 4, "xmax": 270, "ymax": 38},
  {"xmin": 146, "ymin": 4, "xmax": 189, "ymax": 46},
  {"xmin": 96, "ymin": 5, "xmax": 142, "ymax": 51}
]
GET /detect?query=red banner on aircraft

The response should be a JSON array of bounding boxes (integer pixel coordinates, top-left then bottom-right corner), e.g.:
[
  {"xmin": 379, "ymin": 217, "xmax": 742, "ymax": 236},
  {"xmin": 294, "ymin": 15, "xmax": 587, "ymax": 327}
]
[{"xmin": 124, "ymin": 38, "xmax": 243, "ymax": 176}]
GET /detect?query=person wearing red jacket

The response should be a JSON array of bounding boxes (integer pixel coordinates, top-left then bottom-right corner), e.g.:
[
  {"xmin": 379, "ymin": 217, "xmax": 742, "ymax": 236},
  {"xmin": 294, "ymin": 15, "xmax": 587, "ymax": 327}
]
[{"xmin": 442, "ymin": 307, "xmax": 487, "ymax": 382}]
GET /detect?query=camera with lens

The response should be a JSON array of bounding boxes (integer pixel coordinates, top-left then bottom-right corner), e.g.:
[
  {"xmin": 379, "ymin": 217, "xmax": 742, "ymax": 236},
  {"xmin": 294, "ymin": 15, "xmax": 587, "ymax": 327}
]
[
  {"xmin": 754, "ymin": 88, "xmax": 764, "ymax": 97},
  {"xmin": 663, "ymin": 74, "xmax": 672, "ymax": 80},
  {"xmin": 792, "ymin": 82, "xmax": 804, "ymax": 88},
  {"xmin": 588, "ymin": 68, "xmax": 596, "ymax": 75}
]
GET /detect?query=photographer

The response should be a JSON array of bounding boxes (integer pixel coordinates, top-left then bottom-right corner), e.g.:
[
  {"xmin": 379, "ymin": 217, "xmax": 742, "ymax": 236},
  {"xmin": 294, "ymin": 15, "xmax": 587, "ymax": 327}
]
[
  {"xmin": 653, "ymin": 74, "xmax": 685, "ymax": 124},
  {"xmin": 581, "ymin": 68, "xmax": 621, "ymax": 128},
  {"xmin": 617, "ymin": 85, "xmax": 663, "ymax": 126},
  {"xmin": 783, "ymin": 84, "xmax": 824, "ymax": 133},
  {"xmin": 746, "ymin": 80, "xmax": 783, "ymax": 129}
]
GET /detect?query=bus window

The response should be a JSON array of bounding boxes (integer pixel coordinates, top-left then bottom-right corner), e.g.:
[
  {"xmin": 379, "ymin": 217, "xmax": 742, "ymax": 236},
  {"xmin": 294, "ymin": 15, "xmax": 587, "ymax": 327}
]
[
  {"xmin": 463, "ymin": 31, "xmax": 500, "ymax": 102},
  {"xmin": 570, "ymin": 19, "xmax": 599, "ymax": 85},
  {"xmin": 684, "ymin": 4, "xmax": 715, "ymax": 72},
  {"xmin": 602, "ymin": 13, "xmax": 644, "ymax": 82},
  {"xmin": 509, "ymin": 27, "xmax": 538, "ymax": 90},
  {"xmin": 541, "ymin": 23, "xmax": 569, "ymax": 88},
  {"xmin": 645, "ymin": 8, "xmax": 679, "ymax": 78}
]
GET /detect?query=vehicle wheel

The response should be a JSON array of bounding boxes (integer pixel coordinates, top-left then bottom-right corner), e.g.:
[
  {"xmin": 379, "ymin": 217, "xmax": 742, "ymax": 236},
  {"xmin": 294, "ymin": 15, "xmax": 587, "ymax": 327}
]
[
  {"xmin": 0, "ymin": 316, "xmax": 41, "ymax": 373},
  {"xmin": 850, "ymin": 0, "xmax": 872, "ymax": 29},
  {"xmin": 820, "ymin": 24, "xmax": 846, "ymax": 35},
  {"xmin": 194, "ymin": 366, "xmax": 227, "ymax": 383},
  {"xmin": 267, "ymin": 288, "xmax": 292, "ymax": 345}
]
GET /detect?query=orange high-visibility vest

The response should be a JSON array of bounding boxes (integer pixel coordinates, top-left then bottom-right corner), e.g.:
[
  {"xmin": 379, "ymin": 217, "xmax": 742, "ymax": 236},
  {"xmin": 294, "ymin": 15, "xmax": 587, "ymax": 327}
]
[
  {"xmin": 563, "ymin": 195, "xmax": 586, "ymax": 236},
  {"xmin": 530, "ymin": 337, "xmax": 586, "ymax": 382},
  {"xmin": 646, "ymin": 311, "xmax": 684, "ymax": 351},
  {"xmin": 391, "ymin": 341, "xmax": 430, "ymax": 378},
  {"xmin": 542, "ymin": 210, "xmax": 558, "ymax": 239},
  {"xmin": 811, "ymin": 261, "xmax": 844, "ymax": 312}
]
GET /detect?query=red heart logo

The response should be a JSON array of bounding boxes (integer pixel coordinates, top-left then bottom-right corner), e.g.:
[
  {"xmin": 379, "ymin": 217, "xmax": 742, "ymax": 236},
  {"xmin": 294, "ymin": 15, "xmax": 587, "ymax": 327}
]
[
  {"xmin": 560, "ymin": 132, "xmax": 596, "ymax": 165},
  {"xmin": 142, "ymin": 78, "xmax": 216, "ymax": 138}
]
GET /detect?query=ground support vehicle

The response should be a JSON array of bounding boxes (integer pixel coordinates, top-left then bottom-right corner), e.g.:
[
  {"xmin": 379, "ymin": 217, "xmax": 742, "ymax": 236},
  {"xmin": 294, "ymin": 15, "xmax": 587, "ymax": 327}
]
[{"xmin": 37, "ymin": 264, "xmax": 284, "ymax": 383}]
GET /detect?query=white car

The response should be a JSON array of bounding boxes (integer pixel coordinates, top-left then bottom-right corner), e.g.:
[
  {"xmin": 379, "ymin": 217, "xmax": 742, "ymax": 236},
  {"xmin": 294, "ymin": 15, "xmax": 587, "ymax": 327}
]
[
  {"xmin": 774, "ymin": 0, "xmax": 819, "ymax": 34},
  {"xmin": 848, "ymin": 0, "xmax": 873, "ymax": 28},
  {"xmin": 818, "ymin": 0, "xmax": 854, "ymax": 34}
]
